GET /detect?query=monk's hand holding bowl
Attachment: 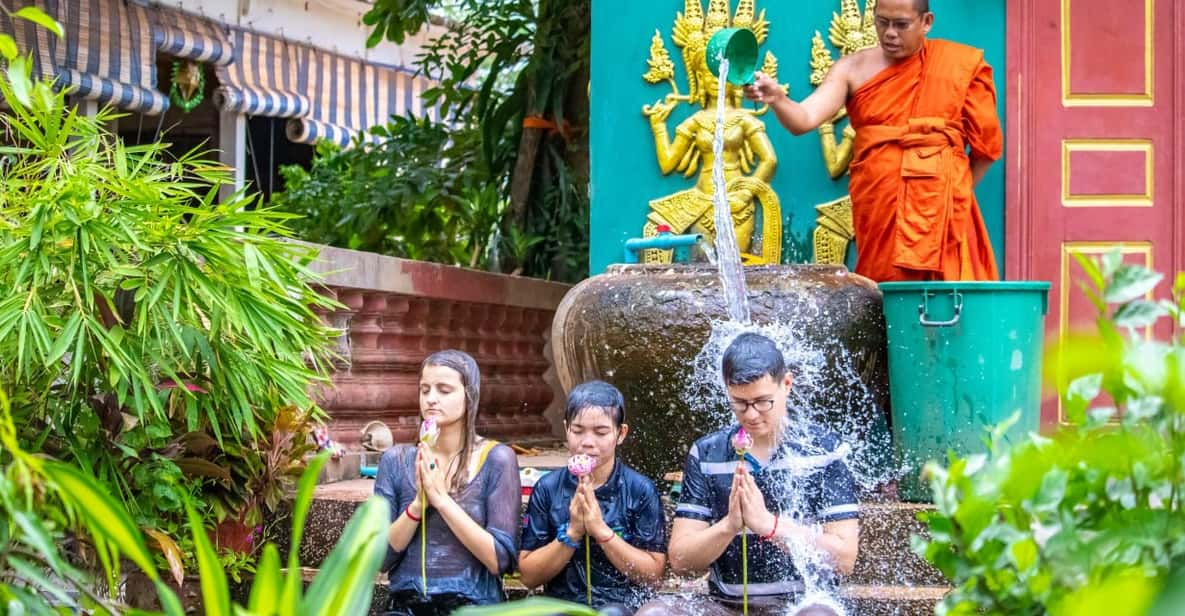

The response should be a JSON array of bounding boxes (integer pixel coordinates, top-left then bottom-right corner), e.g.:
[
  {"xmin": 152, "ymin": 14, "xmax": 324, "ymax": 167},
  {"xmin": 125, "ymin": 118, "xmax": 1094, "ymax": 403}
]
[{"xmin": 744, "ymin": 72, "xmax": 785, "ymax": 105}]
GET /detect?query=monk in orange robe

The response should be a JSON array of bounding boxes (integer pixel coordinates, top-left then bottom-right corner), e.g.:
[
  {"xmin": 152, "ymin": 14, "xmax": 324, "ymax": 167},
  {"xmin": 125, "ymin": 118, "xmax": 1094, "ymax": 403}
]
[{"xmin": 744, "ymin": 0, "xmax": 1003, "ymax": 282}]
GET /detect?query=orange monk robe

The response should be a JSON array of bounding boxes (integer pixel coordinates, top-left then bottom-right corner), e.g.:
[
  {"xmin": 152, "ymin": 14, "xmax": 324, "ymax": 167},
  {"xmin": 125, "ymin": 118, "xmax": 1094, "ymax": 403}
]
[{"xmin": 846, "ymin": 39, "xmax": 1003, "ymax": 282}]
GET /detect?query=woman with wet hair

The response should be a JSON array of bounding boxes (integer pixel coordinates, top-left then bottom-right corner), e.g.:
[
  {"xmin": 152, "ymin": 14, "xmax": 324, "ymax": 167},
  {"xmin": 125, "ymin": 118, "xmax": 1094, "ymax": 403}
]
[{"xmin": 374, "ymin": 350, "xmax": 522, "ymax": 615}]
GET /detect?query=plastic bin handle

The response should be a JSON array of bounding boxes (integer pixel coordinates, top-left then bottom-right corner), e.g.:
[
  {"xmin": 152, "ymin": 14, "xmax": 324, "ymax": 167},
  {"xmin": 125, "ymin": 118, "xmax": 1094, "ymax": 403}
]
[{"xmin": 918, "ymin": 291, "xmax": 963, "ymax": 327}]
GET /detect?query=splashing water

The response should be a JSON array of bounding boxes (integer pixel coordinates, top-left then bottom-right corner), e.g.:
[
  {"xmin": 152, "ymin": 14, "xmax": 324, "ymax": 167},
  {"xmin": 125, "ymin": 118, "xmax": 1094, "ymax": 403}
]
[
  {"xmin": 711, "ymin": 57, "xmax": 751, "ymax": 325},
  {"xmin": 668, "ymin": 56, "xmax": 902, "ymax": 616}
]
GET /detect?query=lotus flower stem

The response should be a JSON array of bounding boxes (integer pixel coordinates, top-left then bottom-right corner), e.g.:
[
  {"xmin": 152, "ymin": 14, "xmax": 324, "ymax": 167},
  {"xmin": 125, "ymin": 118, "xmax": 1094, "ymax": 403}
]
[
  {"xmin": 585, "ymin": 535, "xmax": 593, "ymax": 606},
  {"xmin": 568, "ymin": 454, "xmax": 597, "ymax": 607},
  {"xmin": 419, "ymin": 418, "xmax": 438, "ymax": 598},
  {"xmin": 732, "ymin": 427, "xmax": 752, "ymax": 616},
  {"xmin": 420, "ymin": 498, "xmax": 428, "ymax": 598},
  {"xmin": 741, "ymin": 532, "xmax": 748, "ymax": 615}
]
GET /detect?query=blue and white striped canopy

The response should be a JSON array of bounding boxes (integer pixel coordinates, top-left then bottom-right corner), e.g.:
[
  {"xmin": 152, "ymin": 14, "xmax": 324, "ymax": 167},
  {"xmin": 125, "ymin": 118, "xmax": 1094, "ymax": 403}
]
[
  {"xmin": 213, "ymin": 28, "xmax": 310, "ymax": 119},
  {"xmin": 286, "ymin": 45, "xmax": 442, "ymax": 148},
  {"xmin": 0, "ymin": 0, "xmax": 171, "ymax": 114},
  {"xmin": 2, "ymin": 1, "xmax": 444, "ymax": 139},
  {"xmin": 151, "ymin": 6, "xmax": 233, "ymax": 67}
]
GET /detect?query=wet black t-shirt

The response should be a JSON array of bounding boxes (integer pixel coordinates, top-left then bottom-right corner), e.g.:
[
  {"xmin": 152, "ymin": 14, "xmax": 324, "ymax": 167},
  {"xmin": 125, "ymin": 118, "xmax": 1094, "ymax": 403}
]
[
  {"xmin": 675, "ymin": 424, "xmax": 858, "ymax": 600},
  {"xmin": 521, "ymin": 460, "xmax": 667, "ymax": 609}
]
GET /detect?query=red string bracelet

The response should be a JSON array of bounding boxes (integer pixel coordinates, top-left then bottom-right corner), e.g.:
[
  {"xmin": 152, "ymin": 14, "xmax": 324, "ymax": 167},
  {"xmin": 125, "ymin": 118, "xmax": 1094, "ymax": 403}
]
[
  {"xmin": 760, "ymin": 516, "xmax": 779, "ymax": 541},
  {"xmin": 595, "ymin": 531, "xmax": 616, "ymax": 544},
  {"xmin": 405, "ymin": 504, "xmax": 422, "ymax": 522}
]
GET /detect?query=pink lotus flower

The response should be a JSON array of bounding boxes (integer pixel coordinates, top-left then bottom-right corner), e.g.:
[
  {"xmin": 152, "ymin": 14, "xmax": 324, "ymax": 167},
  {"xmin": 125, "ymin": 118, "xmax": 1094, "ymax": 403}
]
[
  {"xmin": 418, "ymin": 418, "xmax": 439, "ymax": 448},
  {"xmin": 567, "ymin": 454, "xmax": 597, "ymax": 477},
  {"xmin": 732, "ymin": 427, "xmax": 753, "ymax": 456}
]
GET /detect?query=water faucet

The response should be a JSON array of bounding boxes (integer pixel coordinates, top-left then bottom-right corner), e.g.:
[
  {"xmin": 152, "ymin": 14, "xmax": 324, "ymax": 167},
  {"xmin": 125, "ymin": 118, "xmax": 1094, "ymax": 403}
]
[{"xmin": 623, "ymin": 225, "xmax": 704, "ymax": 264}]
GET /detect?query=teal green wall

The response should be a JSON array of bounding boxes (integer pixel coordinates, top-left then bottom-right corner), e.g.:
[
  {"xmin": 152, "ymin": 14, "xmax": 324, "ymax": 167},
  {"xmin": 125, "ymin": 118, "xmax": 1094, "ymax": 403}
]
[{"xmin": 590, "ymin": 0, "xmax": 1007, "ymax": 274}]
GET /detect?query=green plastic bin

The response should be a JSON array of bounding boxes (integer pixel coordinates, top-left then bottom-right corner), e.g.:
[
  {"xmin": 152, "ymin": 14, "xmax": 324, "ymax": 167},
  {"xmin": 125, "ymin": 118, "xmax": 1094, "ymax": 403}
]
[{"xmin": 879, "ymin": 281, "xmax": 1051, "ymax": 502}]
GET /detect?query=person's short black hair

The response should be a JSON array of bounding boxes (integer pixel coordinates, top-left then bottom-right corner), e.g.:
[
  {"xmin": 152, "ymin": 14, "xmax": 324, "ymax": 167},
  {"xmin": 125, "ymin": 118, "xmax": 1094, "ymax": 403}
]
[
  {"xmin": 721, "ymin": 332, "xmax": 787, "ymax": 386},
  {"xmin": 914, "ymin": 0, "xmax": 930, "ymax": 13},
  {"xmin": 565, "ymin": 380, "xmax": 626, "ymax": 427}
]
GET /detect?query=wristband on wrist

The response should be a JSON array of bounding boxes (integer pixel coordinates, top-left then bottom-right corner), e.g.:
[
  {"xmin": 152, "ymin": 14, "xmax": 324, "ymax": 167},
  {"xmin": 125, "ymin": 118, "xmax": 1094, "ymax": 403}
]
[
  {"xmin": 760, "ymin": 515, "xmax": 779, "ymax": 541},
  {"xmin": 595, "ymin": 530, "xmax": 616, "ymax": 544},
  {"xmin": 556, "ymin": 523, "xmax": 581, "ymax": 549},
  {"xmin": 405, "ymin": 504, "xmax": 421, "ymax": 522}
]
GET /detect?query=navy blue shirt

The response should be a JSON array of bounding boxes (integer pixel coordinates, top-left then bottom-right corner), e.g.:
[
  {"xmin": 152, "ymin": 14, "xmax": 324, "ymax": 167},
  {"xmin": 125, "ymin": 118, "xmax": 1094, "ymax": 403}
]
[
  {"xmin": 522, "ymin": 459, "xmax": 667, "ymax": 609},
  {"xmin": 675, "ymin": 424, "xmax": 858, "ymax": 600}
]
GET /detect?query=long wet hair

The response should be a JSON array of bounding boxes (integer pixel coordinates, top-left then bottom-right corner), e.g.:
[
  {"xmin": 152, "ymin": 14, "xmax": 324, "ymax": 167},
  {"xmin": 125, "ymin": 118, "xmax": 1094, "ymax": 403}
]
[{"xmin": 420, "ymin": 349, "xmax": 481, "ymax": 493}]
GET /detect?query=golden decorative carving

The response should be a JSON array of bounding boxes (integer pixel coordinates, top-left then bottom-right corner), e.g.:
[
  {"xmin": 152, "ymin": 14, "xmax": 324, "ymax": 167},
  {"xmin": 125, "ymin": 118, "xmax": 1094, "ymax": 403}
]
[
  {"xmin": 813, "ymin": 195, "xmax": 855, "ymax": 266},
  {"xmin": 640, "ymin": 0, "xmax": 784, "ymax": 265},
  {"xmin": 811, "ymin": 0, "xmax": 878, "ymax": 265}
]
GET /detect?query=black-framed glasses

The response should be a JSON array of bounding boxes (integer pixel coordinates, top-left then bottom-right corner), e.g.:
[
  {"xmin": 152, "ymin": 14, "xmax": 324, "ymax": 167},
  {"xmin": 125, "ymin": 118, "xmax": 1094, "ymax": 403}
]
[
  {"xmin": 730, "ymin": 398, "xmax": 776, "ymax": 414},
  {"xmin": 874, "ymin": 15, "xmax": 924, "ymax": 32}
]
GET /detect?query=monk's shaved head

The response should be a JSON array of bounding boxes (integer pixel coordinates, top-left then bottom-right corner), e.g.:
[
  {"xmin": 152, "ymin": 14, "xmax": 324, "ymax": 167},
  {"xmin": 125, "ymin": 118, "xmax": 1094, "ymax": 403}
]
[{"xmin": 879, "ymin": 0, "xmax": 930, "ymax": 14}]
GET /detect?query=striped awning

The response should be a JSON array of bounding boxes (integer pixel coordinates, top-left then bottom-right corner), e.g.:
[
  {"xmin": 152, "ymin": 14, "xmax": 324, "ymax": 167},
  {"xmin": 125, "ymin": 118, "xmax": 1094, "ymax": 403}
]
[
  {"xmin": 150, "ymin": 6, "xmax": 234, "ymax": 66},
  {"xmin": 0, "ymin": 0, "xmax": 58, "ymax": 84},
  {"xmin": 213, "ymin": 28, "xmax": 309, "ymax": 118},
  {"xmin": 54, "ymin": 0, "xmax": 169, "ymax": 114},
  {"xmin": 286, "ymin": 45, "xmax": 441, "ymax": 148},
  {"xmin": 0, "ymin": 0, "xmax": 168, "ymax": 114}
]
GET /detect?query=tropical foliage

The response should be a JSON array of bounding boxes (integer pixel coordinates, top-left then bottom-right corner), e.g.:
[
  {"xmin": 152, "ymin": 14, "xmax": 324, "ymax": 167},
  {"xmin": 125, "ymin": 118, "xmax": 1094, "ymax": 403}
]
[
  {"xmin": 280, "ymin": 0, "xmax": 591, "ymax": 281},
  {"xmin": 916, "ymin": 252, "xmax": 1185, "ymax": 616},
  {"xmin": 0, "ymin": 1, "xmax": 338, "ymax": 582}
]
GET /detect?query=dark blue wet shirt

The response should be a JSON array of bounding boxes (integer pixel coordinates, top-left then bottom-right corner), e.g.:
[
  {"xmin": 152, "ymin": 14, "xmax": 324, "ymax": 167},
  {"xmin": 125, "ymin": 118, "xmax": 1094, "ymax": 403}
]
[
  {"xmin": 374, "ymin": 442, "xmax": 521, "ymax": 605},
  {"xmin": 675, "ymin": 423, "xmax": 858, "ymax": 600},
  {"xmin": 521, "ymin": 459, "xmax": 667, "ymax": 609}
]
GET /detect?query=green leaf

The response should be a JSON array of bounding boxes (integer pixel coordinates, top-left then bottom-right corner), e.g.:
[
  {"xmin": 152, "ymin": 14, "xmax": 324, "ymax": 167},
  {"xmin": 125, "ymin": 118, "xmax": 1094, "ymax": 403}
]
[
  {"xmin": 185, "ymin": 501, "xmax": 230, "ymax": 616},
  {"xmin": 281, "ymin": 451, "xmax": 331, "ymax": 611},
  {"xmin": 42, "ymin": 461, "xmax": 158, "ymax": 579},
  {"xmin": 1050, "ymin": 568, "xmax": 1158, "ymax": 616},
  {"xmin": 155, "ymin": 579, "xmax": 185, "ymax": 616},
  {"xmin": 7, "ymin": 55, "xmax": 31, "ymax": 107},
  {"xmin": 1063, "ymin": 373, "xmax": 1102, "ymax": 424},
  {"xmin": 248, "ymin": 544, "xmax": 283, "ymax": 615},
  {"xmin": 1113, "ymin": 299, "xmax": 1166, "ymax": 329},
  {"xmin": 7, "ymin": 555, "xmax": 77, "ymax": 608},
  {"xmin": 1102, "ymin": 248, "xmax": 1124, "ymax": 279},
  {"xmin": 45, "ymin": 311, "xmax": 82, "ymax": 367},
  {"xmin": 11, "ymin": 511, "xmax": 66, "ymax": 571},
  {"xmin": 1074, "ymin": 252, "xmax": 1106, "ymax": 294},
  {"xmin": 0, "ymin": 34, "xmax": 17, "ymax": 61},
  {"xmin": 301, "ymin": 497, "xmax": 390, "ymax": 615},
  {"xmin": 1029, "ymin": 469, "xmax": 1067, "ymax": 513},
  {"xmin": 453, "ymin": 598, "xmax": 600, "ymax": 616},
  {"xmin": 1149, "ymin": 568, "xmax": 1185, "ymax": 616},
  {"xmin": 13, "ymin": 7, "xmax": 65, "ymax": 38},
  {"xmin": 1106, "ymin": 265, "xmax": 1163, "ymax": 304}
]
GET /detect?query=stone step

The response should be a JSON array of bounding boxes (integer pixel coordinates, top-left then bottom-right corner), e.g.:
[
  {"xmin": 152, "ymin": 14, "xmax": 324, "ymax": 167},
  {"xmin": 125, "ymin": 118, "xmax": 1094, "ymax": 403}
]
[{"xmin": 850, "ymin": 502, "xmax": 945, "ymax": 587}]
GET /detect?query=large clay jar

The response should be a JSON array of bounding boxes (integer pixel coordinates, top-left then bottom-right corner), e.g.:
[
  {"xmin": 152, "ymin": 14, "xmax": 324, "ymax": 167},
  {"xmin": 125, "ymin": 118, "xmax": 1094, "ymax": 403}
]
[{"xmin": 551, "ymin": 264, "xmax": 891, "ymax": 482}]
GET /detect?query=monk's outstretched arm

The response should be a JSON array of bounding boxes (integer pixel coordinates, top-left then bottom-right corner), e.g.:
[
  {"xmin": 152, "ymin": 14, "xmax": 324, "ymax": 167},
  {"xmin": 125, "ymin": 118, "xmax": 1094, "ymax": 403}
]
[{"xmin": 746, "ymin": 59, "xmax": 849, "ymax": 136}]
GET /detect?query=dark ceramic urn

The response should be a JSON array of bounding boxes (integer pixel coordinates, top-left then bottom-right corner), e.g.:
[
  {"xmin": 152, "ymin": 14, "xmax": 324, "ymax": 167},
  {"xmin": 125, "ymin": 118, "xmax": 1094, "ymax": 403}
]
[{"xmin": 550, "ymin": 264, "xmax": 892, "ymax": 482}]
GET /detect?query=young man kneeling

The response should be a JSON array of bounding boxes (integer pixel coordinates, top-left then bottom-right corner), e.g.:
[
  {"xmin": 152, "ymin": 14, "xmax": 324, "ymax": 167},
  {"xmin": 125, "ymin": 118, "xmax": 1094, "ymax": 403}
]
[
  {"xmin": 638, "ymin": 333, "xmax": 860, "ymax": 616},
  {"xmin": 519, "ymin": 381, "xmax": 668, "ymax": 613}
]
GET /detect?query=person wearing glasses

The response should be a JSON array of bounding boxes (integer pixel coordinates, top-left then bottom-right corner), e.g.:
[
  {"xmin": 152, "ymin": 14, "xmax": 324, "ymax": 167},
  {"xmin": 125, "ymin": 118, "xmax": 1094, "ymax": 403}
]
[
  {"xmin": 744, "ymin": 0, "xmax": 1003, "ymax": 284},
  {"xmin": 636, "ymin": 333, "xmax": 859, "ymax": 616}
]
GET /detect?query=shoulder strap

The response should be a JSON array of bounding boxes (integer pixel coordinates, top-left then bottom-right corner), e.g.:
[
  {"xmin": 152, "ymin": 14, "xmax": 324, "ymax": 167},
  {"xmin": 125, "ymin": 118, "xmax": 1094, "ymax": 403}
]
[{"xmin": 470, "ymin": 439, "xmax": 501, "ymax": 477}]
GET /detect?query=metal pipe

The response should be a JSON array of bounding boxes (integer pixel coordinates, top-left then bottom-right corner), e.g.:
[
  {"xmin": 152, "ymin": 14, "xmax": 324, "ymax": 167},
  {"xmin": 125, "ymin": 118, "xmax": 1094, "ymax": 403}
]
[{"xmin": 623, "ymin": 233, "xmax": 704, "ymax": 264}]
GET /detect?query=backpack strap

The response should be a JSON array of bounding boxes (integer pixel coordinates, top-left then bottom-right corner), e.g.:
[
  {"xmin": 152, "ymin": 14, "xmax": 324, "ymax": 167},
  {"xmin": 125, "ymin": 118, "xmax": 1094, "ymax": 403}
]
[{"xmin": 470, "ymin": 439, "xmax": 500, "ymax": 477}]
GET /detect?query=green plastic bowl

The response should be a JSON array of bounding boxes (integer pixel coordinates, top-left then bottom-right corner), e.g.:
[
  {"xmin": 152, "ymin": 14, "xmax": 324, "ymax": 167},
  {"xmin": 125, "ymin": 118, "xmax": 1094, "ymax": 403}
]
[{"xmin": 705, "ymin": 27, "xmax": 759, "ymax": 86}]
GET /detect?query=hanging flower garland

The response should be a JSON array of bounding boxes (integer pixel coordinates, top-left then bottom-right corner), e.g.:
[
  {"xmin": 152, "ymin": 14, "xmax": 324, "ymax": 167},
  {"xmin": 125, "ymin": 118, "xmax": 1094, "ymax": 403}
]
[{"xmin": 169, "ymin": 60, "xmax": 205, "ymax": 113}]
